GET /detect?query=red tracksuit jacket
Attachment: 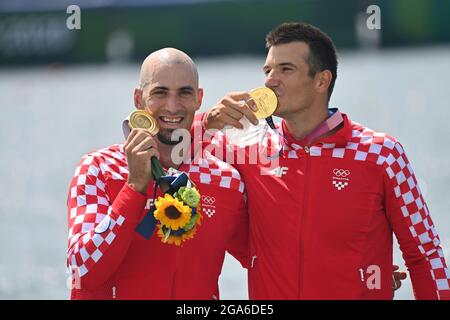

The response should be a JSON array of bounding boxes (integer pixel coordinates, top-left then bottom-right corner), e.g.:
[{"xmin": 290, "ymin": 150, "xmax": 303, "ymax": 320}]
[
  {"xmin": 67, "ymin": 125, "xmax": 248, "ymax": 299},
  {"xmin": 206, "ymin": 110, "xmax": 450, "ymax": 300}
]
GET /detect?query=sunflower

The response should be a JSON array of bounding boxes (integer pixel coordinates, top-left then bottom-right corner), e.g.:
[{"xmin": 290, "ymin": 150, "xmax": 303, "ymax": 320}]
[
  {"xmin": 154, "ymin": 194, "xmax": 192, "ymax": 230},
  {"xmin": 179, "ymin": 209, "xmax": 203, "ymax": 242},
  {"xmin": 156, "ymin": 221, "xmax": 201, "ymax": 246},
  {"xmin": 156, "ymin": 225, "xmax": 183, "ymax": 246}
]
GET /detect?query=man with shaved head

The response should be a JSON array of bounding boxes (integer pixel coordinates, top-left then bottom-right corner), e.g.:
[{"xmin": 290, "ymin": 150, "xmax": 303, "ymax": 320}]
[
  {"xmin": 66, "ymin": 48, "xmax": 248, "ymax": 299},
  {"xmin": 137, "ymin": 48, "xmax": 200, "ymax": 147}
]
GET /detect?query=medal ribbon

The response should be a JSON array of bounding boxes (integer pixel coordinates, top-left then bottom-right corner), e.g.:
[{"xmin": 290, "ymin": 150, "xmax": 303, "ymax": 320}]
[{"xmin": 265, "ymin": 107, "xmax": 343, "ymax": 152}]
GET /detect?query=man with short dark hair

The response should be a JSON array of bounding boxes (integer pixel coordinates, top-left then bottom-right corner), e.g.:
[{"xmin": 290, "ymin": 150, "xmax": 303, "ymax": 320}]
[
  {"xmin": 204, "ymin": 22, "xmax": 450, "ymax": 299},
  {"xmin": 265, "ymin": 21, "xmax": 338, "ymax": 101}
]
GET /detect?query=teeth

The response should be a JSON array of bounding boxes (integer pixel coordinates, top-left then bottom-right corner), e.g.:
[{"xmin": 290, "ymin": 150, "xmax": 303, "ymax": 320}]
[{"xmin": 160, "ymin": 116, "xmax": 183, "ymax": 123}]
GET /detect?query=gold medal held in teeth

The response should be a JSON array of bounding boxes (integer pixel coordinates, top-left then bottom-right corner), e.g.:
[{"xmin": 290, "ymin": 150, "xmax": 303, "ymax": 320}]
[
  {"xmin": 128, "ymin": 110, "xmax": 159, "ymax": 135},
  {"xmin": 249, "ymin": 87, "xmax": 278, "ymax": 119}
]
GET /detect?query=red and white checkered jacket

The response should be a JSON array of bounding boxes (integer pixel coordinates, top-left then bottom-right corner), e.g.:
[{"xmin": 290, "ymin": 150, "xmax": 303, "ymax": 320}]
[
  {"xmin": 205, "ymin": 110, "xmax": 450, "ymax": 300},
  {"xmin": 67, "ymin": 136, "xmax": 247, "ymax": 299}
]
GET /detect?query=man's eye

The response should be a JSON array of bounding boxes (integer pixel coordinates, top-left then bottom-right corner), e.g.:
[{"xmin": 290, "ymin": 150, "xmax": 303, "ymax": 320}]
[
  {"xmin": 264, "ymin": 70, "xmax": 271, "ymax": 76},
  {"xmin": 180, "ymin": 91, "xmax": 193, "ymax": 96},
  {"xmin": 153, "ymin": 91, "xmax": 166, "ymax": 96},
  {"xmin": 282, "ymin": 68, "xmax": 293, "ymax": 72}
]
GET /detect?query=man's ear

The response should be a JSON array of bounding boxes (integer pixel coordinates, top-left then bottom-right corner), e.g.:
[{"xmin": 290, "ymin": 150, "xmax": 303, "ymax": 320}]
[
  {"xmin": 196, "ymin": 88, "xmax": 204, "ymax": 111},
  {"xmin": 315, "ymin": 70, "xmax": 332, "ymax": 95},
  {"xmin": 134, "ymin": 87, "xmax": 144, "ymax": 110}
]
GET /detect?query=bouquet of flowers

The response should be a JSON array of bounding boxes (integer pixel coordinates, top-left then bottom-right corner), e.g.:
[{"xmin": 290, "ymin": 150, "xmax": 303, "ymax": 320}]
[
  {"xmin": 126, "ymin": 110, "xmax": 202, "ymax": 246},
  {"xmin": 150, "ymin": 167, "xmax": 203, "ymax": 246}
]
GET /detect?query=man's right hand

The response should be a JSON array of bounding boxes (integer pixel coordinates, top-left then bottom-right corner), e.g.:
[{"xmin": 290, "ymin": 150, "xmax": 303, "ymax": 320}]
[
  {"xmin": 204, "ymin": 92, "xmax": 259, "ymax": 130},
  {"xmin": 124, "ymin": 128, "xmax": 160, "ymax": 194}
]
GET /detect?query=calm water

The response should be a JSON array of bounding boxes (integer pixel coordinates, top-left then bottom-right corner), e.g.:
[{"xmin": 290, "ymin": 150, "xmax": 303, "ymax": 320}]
[{"xmin": 1, "ymin": 46, "xmax": 449, "ymax": 299}]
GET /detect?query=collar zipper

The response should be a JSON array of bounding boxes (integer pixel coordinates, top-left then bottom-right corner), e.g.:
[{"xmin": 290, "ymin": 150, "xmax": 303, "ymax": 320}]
[{"xmin": 298, "ymin": 146, "xmax": 310, "ymax": 298}]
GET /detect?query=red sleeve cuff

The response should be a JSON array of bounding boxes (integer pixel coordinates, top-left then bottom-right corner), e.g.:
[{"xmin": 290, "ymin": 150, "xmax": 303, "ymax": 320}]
[{"xmin": 111, "ymin": 183, "xmax": 147, "ymax": 223}]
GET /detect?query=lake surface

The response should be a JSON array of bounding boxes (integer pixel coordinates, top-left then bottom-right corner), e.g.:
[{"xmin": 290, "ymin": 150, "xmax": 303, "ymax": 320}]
[{"xmin": 1, "ymin": 46, "xmax": 449, "ymax": 299}]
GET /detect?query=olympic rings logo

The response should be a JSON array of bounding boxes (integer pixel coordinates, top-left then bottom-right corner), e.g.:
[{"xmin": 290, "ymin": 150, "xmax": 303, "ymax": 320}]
[
  {"xmin": 333, "ymin": 168, "xmax": 350, "ymax": 177},
  {"xmin": 202, "ymin": 195, "xmax": 216, "ymax": 205}
]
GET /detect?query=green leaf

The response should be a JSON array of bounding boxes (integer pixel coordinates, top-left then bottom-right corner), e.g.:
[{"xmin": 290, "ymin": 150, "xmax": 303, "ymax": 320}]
[
  {"xmin": 164, "ymin": 227, "xmax": 171, "ymax": 242},
  {"xmin": 183, "ymin": 214, "xmax": 199, "ymax": 231}
]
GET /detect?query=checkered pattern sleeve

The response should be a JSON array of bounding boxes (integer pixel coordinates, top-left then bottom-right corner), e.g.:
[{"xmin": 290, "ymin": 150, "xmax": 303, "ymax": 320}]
[
  {"xmin": 194, "ymin": 112, "xmax": 238, "ymax": 158},
  {"xmin": 67, "ymin": 154, "xmax": 147, "ymax": 290},
  {"xmin": 384, "ymin": 142, "xmax": 450, "ymax": 300}
]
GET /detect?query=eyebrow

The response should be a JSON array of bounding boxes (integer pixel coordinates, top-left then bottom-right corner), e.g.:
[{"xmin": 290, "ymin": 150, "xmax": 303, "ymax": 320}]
[
  {"xmin": 178, "ymin": 86, "xmax": 195, "ymax": 92},
  {"xmin": 263, "ymin": 62, "xmax": 297, "ymax": 71},
  {"xmin": 150, "ymin": 86, "xmax": 169, "ymax": 92},
  {"xmin": 150, "ymin": 86, "xmax": 195, "ymax": 93},
  {"xmin": 278, "ymin": 62, "xmax": 297, "ymax": 69}
]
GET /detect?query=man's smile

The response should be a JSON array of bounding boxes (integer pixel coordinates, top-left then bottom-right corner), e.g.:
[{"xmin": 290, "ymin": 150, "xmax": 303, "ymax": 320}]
[{"xmin": 158, "ymin": 116, "xmax": 185, "ymax": 129}]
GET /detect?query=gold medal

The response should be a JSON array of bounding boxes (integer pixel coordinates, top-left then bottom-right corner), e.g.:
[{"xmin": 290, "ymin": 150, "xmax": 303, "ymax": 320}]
[
  {"xmin": 249, "ymin": 87, "xmax": 278, "ymax": 119},
  {"xmin": 128, "ymin": 110, "xmax": 159, "ymax": 135}
]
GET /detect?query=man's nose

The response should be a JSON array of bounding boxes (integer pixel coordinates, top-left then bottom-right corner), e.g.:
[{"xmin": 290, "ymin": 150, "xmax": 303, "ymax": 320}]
[
  {"xmin": 265, "ymin": 70, "xmax": 279, "ymax": 88},
  {"xmin": 165, "ymin": 93, "xmax": 180, "ymax": 112}
]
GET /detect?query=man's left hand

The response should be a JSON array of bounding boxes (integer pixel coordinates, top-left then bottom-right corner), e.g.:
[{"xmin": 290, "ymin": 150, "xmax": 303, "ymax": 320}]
[{"xmin": 392, "ymin": 264, "xmax": 408, "ymax": 298}]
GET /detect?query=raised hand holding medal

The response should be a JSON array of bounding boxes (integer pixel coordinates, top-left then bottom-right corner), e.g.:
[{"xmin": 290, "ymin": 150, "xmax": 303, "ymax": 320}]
[
  {"xmin": 207, "ymin": 87, "xmax": 278, "ymax": 147},
  {"xmin": 127, "ymin": 110, "xmax": 165, "ymax": 180},
  {"xmin": 126, "ymin": 110, "xmax": 203, "ymax": 246}
]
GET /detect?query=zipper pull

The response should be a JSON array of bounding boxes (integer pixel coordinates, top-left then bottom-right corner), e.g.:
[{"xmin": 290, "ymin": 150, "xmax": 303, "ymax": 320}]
[
  {"xmin": 251, "ymin": 255, "xmax": 257, "ymax": 268},
  {"xmin": 358, "ymin": 268, "xmax": 365, "ymax": 282},
  {"xmin": 112, "ymin": 286, "xmax": 116, "ymax": 299}
]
